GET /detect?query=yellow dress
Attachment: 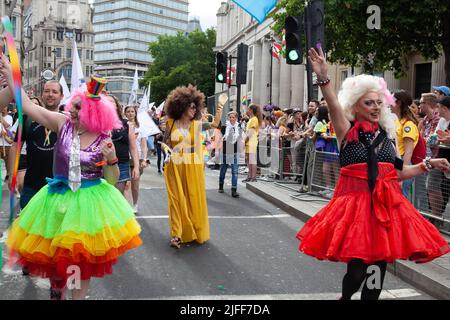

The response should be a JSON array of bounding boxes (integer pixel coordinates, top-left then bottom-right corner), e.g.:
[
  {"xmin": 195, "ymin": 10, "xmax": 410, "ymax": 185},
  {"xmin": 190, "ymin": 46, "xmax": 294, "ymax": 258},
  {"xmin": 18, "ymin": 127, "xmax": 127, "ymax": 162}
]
[
  {"xmin": 245, "ymin": 116, "xmax": 260, "ymax": 154},
  {"xmin": 163, "ymin": 118, "xmax": 210, "ymax": 244}
]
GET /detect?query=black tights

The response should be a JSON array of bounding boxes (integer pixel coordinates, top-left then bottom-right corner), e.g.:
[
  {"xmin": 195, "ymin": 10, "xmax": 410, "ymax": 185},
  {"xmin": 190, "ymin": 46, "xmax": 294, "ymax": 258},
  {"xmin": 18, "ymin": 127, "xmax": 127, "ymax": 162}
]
[
  {"xmin": 342, "ymin": 259, "xmax": 387, "ymax": 300},
  {"xmin": 156, "ymin": 143, "xmax": 166, "ymax": 172}
]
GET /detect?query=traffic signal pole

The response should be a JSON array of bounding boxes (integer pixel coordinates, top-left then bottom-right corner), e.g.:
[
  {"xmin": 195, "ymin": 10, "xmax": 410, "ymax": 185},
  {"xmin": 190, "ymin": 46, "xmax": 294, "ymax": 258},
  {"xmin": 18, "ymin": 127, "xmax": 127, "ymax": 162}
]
[{"xmin": 305, "ymin": 5, "xmax": 314, "ymax": 104}]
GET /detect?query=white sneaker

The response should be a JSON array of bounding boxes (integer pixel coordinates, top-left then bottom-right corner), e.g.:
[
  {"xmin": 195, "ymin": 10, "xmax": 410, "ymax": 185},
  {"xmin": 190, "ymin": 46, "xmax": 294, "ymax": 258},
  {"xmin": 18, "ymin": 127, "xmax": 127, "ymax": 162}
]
[
  {"xmin": 133, "ymin": 204, "xmax": 139, "ymax": 214},
  {"xmin": 324, "ymin": 191, "xmax": 334, "ymax": 199}
]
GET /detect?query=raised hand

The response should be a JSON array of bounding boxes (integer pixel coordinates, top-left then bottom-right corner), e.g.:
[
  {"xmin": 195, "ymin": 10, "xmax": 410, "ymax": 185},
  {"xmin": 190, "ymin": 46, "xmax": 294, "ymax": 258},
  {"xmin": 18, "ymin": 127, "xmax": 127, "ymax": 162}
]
[
  {"xmin": 218, "ymin": 93, "xmax": 228, "ymax": 107},
  {"xmin": 307, "ymin": 46, "xmax": 328, "ymax": 81},
  {"xmin": 0, "ymin": 53, "xmax": 13, "ymax": 90}
]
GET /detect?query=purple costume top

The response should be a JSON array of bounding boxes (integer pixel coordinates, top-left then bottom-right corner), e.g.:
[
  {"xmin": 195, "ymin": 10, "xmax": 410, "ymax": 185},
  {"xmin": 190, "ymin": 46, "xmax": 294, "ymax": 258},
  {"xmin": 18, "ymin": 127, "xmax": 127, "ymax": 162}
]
[{"xmin": 54, "ymin": 119, "xmax": 109, "ymax": 180}]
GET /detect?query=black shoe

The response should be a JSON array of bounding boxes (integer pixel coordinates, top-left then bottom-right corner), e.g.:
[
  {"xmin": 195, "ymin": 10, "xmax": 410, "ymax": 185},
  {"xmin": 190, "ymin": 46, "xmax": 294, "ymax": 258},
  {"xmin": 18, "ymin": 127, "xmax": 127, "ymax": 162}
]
[
  {"xmin": 218, "ymin": 183, "xmax": 224, "ymax": 193},
  {"xmin": 50, "ymin": 288, "xmax": 64, "ymax": 300},
  {"xmin": 4, "ymin": 175, "xmax": 8, "ymax": 182},
  {"xmin": 22, "ymin": 266, "xmax": 30, "ymax": 276},
  {"xmin": 231, "ymin": 189, "xmax": 240, "ymax": 198}
]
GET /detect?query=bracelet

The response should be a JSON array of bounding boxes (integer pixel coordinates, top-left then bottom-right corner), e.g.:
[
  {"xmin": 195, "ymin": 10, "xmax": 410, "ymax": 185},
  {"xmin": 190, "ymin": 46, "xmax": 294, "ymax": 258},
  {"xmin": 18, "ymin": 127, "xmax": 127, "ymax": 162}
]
[
  {"xmin": 419, "ymin": 162, "xmax": 429, "ymax": 172},
  {"xmin": 316, "ymin": 77, "xmax": 331, "ymax": 87},
  {"xmin": 423, "ymin": 156, "xmax": 433, "ymax": 171},
  {"xmin": 107, "ymin": 157, "xmax": 119, "ymax": 166}
]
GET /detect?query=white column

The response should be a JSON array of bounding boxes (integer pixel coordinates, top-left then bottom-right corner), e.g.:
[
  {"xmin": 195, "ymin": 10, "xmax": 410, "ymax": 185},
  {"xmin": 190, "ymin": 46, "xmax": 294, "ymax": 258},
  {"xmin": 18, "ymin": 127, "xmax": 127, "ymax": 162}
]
[
  {"xmin": 259, "ymin": 40, "xmax": 271, "ymax": 107},
  {"xmin": 252, "ymin": 41, "xmax": 262, "ymax": 104},
  {"xmin": 272, "ymin": 55, "xmax": 280, "ymax": 107},
  {"xmin": 384, "ymin": 70, "xmax": 401, "ymax": 92},
  {"xmin": 432, "ymin": 54, "xmax": 446, "ymax": 87},
  {"xmin": 279, "ymin": 56, "xmax": 291, "ymax": 108}
]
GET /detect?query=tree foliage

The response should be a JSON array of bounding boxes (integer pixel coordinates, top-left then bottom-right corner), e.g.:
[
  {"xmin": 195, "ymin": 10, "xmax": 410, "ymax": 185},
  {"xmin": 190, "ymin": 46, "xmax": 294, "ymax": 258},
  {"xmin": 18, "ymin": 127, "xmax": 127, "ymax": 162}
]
[
  {"xmin": 141, "ymin": 29, "xmax": 217, "ymax": 105},
  {"xmin": 271, "ymin": 0, "xmax": 450, "ymax": 85}
]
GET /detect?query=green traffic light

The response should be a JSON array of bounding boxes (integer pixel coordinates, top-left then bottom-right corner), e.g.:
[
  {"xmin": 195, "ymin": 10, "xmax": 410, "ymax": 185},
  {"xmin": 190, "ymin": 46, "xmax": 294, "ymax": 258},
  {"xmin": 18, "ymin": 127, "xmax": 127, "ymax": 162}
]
[
  {"xmin": 288, "ymin": 50, "xmax": 299, "ymax": 61},
  {"xmin": 217, "ymin": 74, "xmax": 224, "ymax": 82}
]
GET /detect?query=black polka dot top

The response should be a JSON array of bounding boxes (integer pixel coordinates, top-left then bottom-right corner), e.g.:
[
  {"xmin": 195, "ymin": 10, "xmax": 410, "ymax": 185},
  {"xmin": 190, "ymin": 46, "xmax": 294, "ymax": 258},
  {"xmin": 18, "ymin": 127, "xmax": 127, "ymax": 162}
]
[{"xmin": 340, "ymin": 130, "xmax": 397, "ymax": 168}]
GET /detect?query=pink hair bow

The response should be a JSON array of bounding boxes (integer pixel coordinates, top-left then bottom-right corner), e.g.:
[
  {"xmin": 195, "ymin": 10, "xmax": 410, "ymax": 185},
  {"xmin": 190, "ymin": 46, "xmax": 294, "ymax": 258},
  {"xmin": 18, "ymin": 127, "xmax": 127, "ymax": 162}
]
[{"xmin": 379, "ymin": 79, "xmax": 395, "ymax": 105}]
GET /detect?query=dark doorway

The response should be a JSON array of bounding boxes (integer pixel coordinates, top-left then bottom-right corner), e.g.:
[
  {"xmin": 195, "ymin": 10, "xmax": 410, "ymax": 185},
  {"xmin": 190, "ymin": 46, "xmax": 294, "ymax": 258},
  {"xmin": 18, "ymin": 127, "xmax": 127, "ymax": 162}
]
[{"xmin": 414, "ymin": 63, "xmax": 432, "ymax": 99}]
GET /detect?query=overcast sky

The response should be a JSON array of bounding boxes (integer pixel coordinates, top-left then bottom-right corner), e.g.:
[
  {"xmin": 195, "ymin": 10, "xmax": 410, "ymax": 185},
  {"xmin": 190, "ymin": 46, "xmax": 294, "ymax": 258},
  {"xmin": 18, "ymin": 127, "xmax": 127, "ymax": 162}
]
[{"xmin": 188, "ymin": 0, "xmax": 223, "ymax": 30}]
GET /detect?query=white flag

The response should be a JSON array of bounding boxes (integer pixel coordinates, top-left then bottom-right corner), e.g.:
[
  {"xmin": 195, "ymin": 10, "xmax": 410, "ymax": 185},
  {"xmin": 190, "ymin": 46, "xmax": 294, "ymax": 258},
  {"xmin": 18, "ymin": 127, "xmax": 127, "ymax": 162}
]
[
  {"xmin": 59, "ymin": 75, "xmax": 71, "ymax": 106},
  {"xmin": 137, "ymin": 90, "xmax": 161, "ymax": 137},
  {"xmin": 70, "ymin": 39, "xmax": 86, "ymax": 93},
  {"xmin": 155, "ymin": 101, "xmax": 165, "ymax": 116},
  {"xmin": 128, "ymin": 65, "xmax": 139, "ymax": 105},
  {"xmin": 139, "ymin": 88, "xmax": 149, "ymax": 113}
]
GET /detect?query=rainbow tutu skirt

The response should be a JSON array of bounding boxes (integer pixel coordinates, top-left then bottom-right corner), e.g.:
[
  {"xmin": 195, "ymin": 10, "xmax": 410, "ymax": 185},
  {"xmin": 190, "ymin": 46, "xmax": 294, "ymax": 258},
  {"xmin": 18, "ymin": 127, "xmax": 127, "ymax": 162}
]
[{"xmin": 6, "ymin": 179, "xmax": 142, "ymax": 284}]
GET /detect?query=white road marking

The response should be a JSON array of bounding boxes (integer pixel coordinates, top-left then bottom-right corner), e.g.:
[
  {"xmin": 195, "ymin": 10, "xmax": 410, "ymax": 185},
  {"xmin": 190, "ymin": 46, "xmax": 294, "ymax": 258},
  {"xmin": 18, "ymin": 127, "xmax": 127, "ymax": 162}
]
[
  {"xmin": 138, "ymin": 289, "xmax": 423, "ymax": 300},
  {"xmin": 135, "ymin": 214, "xmax": 291, "ymax": 220}
]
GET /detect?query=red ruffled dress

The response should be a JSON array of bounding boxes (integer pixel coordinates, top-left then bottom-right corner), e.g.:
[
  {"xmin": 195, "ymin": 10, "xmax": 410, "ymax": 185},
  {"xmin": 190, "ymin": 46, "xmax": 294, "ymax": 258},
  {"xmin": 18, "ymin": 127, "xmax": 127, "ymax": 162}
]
[{"xmin": 297, "ymin": 124, "xmax": 450, "ymax": 264}]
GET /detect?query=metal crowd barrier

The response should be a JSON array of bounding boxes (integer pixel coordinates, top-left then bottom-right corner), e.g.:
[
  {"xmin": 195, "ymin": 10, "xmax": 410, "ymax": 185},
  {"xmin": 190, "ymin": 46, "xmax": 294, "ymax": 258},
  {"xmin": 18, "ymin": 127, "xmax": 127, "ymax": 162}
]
[{"xmin": 254, "ymin": 131, "xmax": 305, "ymax": 188}]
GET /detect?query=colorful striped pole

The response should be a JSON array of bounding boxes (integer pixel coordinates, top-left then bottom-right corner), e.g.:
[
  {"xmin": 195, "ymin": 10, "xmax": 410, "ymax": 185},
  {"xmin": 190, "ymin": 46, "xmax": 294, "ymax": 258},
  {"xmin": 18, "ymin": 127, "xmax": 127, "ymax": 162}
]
[{"xmin": 2, "ymin": 16, "xmax": 23, "ymax": 226}]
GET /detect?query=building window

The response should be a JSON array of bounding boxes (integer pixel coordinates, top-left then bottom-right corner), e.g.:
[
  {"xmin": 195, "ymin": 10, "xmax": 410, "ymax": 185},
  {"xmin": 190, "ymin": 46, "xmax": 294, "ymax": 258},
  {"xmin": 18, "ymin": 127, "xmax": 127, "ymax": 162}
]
[
  {"xmin": 248, "ymin": 70, "xmax": 253, "ymax": 92},
  {"xmin": 56, "ymin": 48, "xmax": 62, "ymax": 58},
  {"xmin": 341, "ymin": 70, "xmax": 348, "ymax": 83},
  {"xmin": 75, "ymin": 32, "xmax": 82, "ymax": 43},
  {"xmin": 59, "ymin": 65, "xmax": 72, "ymax": 80},
  {"xmin": 48, "ymin": 47, "xmax": 52, "ymax": 57},
  {"xmin": 249, "ymin": 46, "xmax": 253, "ymax": 60},
  {"xmin": 67, "ymin": 48, "xmax": 72, "ymax": 58},
  {"xmin": 78, "ymin": 49, "xmax": 82, "ymax": 59},
  {"xmin": 11, "ymin": 17, "xmax": 17, "ymax": 37},
  {"xmin": 86, "ymin": 66, "xmax": 90, "ymax": 76},
  {"xmin": 57, "ymin": 28, "xmax": 64, "ymax": 41}
]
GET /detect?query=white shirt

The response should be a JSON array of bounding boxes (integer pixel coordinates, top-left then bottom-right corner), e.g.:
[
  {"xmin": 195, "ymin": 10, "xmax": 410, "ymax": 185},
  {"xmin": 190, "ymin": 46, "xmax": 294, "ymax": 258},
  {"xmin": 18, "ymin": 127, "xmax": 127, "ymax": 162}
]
[
  {"xmin": 435, "ymin": 117, "xmax": 450, "ymax": 133},
  {"xmin": 133, "ymin": 125, "xmax": 149, "ymax": 160},
  {"xmin": 0, "ymin": 114, "xmax": 13, "ymax": 147},
  {"xmin": 11, "ymin": 120, "xmax": 27, "ymax": 155}
]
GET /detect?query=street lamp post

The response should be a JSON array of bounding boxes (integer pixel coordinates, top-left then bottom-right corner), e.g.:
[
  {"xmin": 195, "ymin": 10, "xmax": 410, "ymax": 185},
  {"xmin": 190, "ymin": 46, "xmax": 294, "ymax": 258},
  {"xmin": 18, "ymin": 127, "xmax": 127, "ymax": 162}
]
[{"xmin": 52, "ymin": 48, "xmax": 57, "ymax": 76}]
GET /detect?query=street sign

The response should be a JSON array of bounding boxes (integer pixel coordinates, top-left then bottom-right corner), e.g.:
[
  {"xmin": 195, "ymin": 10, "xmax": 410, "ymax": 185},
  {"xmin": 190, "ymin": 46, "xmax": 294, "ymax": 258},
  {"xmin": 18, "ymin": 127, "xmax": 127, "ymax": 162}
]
[{"xmin": 42, "ymin": 69, "xmax": 55, "ymax": 80}]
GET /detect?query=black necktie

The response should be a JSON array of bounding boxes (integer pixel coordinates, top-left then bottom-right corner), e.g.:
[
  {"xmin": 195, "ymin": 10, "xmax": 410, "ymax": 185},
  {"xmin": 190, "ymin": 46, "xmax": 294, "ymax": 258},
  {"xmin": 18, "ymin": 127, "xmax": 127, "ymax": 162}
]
[{"xmin": 360, "ymin": 130, "xmax": 386, "ymax": 192}]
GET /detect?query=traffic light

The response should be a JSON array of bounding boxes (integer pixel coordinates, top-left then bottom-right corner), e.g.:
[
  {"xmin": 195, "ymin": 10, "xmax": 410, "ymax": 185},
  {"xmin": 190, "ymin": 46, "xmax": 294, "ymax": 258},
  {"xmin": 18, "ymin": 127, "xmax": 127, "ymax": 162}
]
[
  {"xmin": 216, "ymin": 51, "xmax": 228, "ymax": 83},
  {"xmin": 236, "ymin": 43, "xmax": 248, "ymax": 85},
  {"xmin": 308, "ymin": 0, "xmax": 325, "ymax": 51},
  {"xmin": 285, "ymin": 16, "xmax": 303, "ymax": 65}
]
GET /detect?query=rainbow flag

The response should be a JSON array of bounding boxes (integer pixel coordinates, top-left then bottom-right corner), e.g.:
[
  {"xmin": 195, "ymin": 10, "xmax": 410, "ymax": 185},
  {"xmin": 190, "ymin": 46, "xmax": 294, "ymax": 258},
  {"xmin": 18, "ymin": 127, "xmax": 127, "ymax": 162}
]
[{"xmin": 242, "ymin": 96, "xmax": 247, "ymax": 106}]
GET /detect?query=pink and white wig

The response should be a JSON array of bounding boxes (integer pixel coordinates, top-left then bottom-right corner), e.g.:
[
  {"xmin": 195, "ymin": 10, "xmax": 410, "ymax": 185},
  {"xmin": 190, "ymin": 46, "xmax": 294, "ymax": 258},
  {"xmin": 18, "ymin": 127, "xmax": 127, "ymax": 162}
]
[
  {"xmin": 65, "ymin": 90, "xmax": 122, "ymax": 133},
  {"xmin": 337, "ymin": 74, "xmax": 396, "ymax": 139}
]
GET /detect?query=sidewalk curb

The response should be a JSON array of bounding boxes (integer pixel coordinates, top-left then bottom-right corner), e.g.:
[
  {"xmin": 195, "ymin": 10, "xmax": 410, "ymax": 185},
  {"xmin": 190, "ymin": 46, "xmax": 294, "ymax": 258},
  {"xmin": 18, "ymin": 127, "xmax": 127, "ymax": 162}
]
[{"xmin": 246, "ymin": 181, "xmax": 450, "ymax": 300}]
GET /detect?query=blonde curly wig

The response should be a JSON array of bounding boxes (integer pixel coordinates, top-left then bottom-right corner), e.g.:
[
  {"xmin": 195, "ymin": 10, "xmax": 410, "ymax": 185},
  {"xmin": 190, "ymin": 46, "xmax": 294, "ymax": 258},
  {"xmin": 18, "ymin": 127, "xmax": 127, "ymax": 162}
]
[{"xmin": 337, "ymin": 74, "xmax": 396, "ymax": 139}]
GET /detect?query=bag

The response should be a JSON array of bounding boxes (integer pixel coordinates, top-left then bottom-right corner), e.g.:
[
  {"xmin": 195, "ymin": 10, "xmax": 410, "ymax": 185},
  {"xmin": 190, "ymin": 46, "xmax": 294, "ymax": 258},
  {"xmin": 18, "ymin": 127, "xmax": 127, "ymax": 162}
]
[{"xmin": 411, "ymin": 133, "xmax": 426, "ymax": 164}]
